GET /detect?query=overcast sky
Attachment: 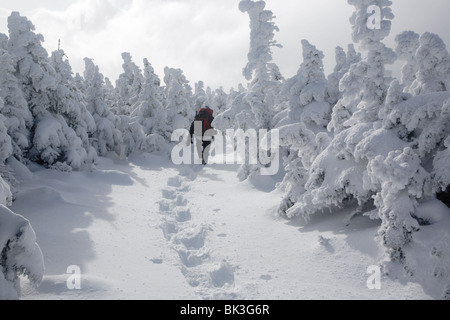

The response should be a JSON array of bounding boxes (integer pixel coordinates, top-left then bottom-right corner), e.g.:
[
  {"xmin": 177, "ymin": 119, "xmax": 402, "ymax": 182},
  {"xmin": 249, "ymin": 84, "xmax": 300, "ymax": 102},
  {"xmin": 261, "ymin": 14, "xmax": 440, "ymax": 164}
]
[{"xmin": 0, "ymin": 0, "xmax": 449, "ymax": 90}]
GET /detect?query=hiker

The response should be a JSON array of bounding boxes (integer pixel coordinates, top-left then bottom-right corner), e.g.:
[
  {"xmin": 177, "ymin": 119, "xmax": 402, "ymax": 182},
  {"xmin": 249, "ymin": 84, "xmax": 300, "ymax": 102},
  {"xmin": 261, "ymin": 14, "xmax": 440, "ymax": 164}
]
[{"xmin": 189, "ymin": 106, "xmax": 216, "ymax": 165}]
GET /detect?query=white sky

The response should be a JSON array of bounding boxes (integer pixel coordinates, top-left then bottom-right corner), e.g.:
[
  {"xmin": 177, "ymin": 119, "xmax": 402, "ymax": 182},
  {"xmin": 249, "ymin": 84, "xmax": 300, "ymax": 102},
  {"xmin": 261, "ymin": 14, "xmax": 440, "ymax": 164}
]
[{"xmin": 0, "ymin": 0, "xmax": 449, "ymax": 90}]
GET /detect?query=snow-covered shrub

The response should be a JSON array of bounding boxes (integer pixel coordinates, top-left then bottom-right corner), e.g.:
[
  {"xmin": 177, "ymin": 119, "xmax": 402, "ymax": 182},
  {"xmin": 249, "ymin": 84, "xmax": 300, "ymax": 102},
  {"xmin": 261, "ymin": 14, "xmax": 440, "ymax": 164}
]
[
  {"xmin": 367, "ymin": 148, "xmax": 426, "ymax": 261},
  {"xmin": 28, "ymin": 114, "xmax": 89, "ymax": 169},
  {"xmin": 0, "ymin": 205, "xmax": 44, "ymax": 300}
]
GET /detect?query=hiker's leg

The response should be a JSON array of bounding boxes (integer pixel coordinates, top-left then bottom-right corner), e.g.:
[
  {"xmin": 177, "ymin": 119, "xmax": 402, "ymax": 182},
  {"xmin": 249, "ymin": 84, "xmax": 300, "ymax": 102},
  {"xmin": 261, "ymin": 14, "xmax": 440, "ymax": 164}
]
[
  {"xmin": 195, "ymin": 138, "xmax": 203, "ymax": 163},
  {"xmin": 203, "ymin": 141, "xmax": 212, "ymax": 164}
]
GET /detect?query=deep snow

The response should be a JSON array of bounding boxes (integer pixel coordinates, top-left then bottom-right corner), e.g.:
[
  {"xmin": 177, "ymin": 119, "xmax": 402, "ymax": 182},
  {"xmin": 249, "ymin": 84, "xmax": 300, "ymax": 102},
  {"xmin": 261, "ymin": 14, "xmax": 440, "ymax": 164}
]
[{"xmin": 10, "ymin": 151, "xmax": 433, "ymax": 300}]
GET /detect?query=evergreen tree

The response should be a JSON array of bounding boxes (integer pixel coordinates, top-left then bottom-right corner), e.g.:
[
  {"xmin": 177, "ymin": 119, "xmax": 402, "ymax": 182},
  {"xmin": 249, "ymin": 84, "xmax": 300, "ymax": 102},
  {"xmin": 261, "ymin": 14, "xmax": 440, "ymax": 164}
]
[
  {"xmin": 0, "ymin": 98, "xmax": 13, "ymax": 164},
  {"xmin": 7, "ymin": 12, "xmax": 57, "ymax": 118},
  {"xmin": 210, "ymin": 87, "xmax": 228, "ymax": 114},
  {"xmin": 120, "ymin": 58, "xmax": 167, "ymax": 156},
  {"xmin": 0, "ymin": 47, "xmax": 32, "ymax": 161},
  {"xmin": 164, "ymin": 67, "xmax": 194, "ymax": 132},
  {"xmin": 328, "ymin": 0, "xmax": 396, "ymax": 134},
  {"xmin": 115, "ymin": 52, "xmax": 144, "ymax": 115},
  {"xmin": 83, "ymin": 58, "xmax": 124, "ymax": 158},
  {"xmin": 193, "ymin": 81, "xmax": 207, "ymax": 111},
  {"xmin": 395, "ymin": 30, "xmax": 420, "ymax": 93},
  {"xmin": 409, "ymin": 32, "xmax": 450, "ymax": 95},
  {"xmin": 7, "ymin": 12, "xmax": 91, "ymax": 169},
  {"xmin": 131, "ymin": 58, "xmax": 168, "ymax": 139},
  {"xmin": 104, "ymin": 77, "xmax": 120, "ymax": 114},
  {"xmin": 282, "ymin": 0, "xmax": 397, "ymax": 220},
  {"xmin": 327, "ymin": 44, "xmax": 361, "ymax": 107},
  {"xmin": 238, "ymin": 0, "xmax": 283, "ymax": 130},
  {"xmin": 275, "ymin": 40, "xmax": 332, "ymax": 215},
  {"xmin": 49, "ymin": 49, "xmax": 97, "ymax": 168}
]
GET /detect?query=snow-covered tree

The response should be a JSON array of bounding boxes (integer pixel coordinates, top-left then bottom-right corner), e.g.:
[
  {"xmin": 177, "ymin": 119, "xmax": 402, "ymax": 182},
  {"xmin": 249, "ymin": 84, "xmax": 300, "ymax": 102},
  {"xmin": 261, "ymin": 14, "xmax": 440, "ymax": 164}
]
[
  {"xmin": 104, "ymin": 77, "xmax": 120, "ymax": 114},
  {"xmin": 0, "ymin": 33, "xmax": 7, "ymax": 49},
  {"xmin": 218, "ymin": 0, "xmax": 284, "ymax": 181},
  {"xmin": 7, "ymin": 12, "xmax": 57, "ymax": 118},
  {"xmin": 131, "ymin": 58, "xmax": 168, "ymax": 139},
  {"xmin": 0, "ymin": 48, "xmax": 32, "ymax": 161},
  {"xmin": 193, "ymin": 81, "xmax": 208, "ymax": 111},
  {"xmin": 329, "ymin": 0, "xmax": 396, "ymax": 133},
  {"xmin": 0, "ymin": 100, "xmax": 13, "ymax": 165},
  {"xmin": 48, "ymin": 49, "xmax": 98, "ymax": 168},
  {"xmin": 409, "ymin": 32, "xmax": 450, "ymax": 96},
  {"xmin": 238, "ymin": 0, "xmax": 283, "ymax": 130},
  {"xmin": 83, "ymin": 58, "xmax": 124, "ymax": 158},
  {"xmin": 7, "ymin": 12, "xmax": 90, "ymax": 169},
  {"xmin": 119, "ymin": 59, "xmax": 167, "ymax": 157},
  {"xmin": 276, "ymin": 40, "xmax": 330, "ymax": 132},
  {"xmin": 273, "ymin": 40, "xmax": 332, "ymax": 214},
  {"xmin": 434, "ymin": 134, "xmax": 450, "ymax": 206},
  {"xmin": 327, "ymin": 44, "xmax": 361, "ymax": 106},
  {"xmin": 366, "ymin": 147, "xmax": 426, "ymax": 261},
  {"xmin": 209, "ymin": 87, "xmax": 228, "ymax": 115},
  {"xmin": 279, "ymin": 0, "xmax": 397, "ymax": 218},
  {"xmin": 115, "ymin": 52, "xmax": 144, "ymax": 115},
  {"xmin": 395, "ymin": 30, "xmax": 420, "ymax": 93},
  {"xmin": 164, "ymin": 67, "xmax": 194, "ymax": 132}
]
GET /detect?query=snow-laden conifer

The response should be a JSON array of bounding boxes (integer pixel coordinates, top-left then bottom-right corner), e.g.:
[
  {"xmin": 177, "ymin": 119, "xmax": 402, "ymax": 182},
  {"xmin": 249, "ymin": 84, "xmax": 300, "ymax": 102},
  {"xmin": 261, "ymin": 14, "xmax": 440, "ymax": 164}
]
[
  {"xmin": 164, "ymin": 67, "xmax": 194, "ymax": 132},
  {"xmin": 0, "ymin": 47, "xmax": 32, "ymax": 161},
  {"xmin": 83, "ymin": 58, "xmax": 124, "ymax": 158}
]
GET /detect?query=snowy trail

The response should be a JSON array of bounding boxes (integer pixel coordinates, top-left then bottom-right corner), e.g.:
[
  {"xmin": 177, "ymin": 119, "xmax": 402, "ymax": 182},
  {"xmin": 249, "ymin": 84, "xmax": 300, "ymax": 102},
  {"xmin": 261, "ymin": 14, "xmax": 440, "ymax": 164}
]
[{"xmin": 11, "ymin": 153, "xmax": 431, "ymax": 300}]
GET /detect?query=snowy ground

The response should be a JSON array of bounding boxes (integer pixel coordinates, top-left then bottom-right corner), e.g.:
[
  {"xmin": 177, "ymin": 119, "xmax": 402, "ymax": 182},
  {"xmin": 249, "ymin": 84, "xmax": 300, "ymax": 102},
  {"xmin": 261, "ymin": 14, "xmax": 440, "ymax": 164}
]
[{"xmin": 10, "ymin": 150, "xmax": 433, "ymax": 300}]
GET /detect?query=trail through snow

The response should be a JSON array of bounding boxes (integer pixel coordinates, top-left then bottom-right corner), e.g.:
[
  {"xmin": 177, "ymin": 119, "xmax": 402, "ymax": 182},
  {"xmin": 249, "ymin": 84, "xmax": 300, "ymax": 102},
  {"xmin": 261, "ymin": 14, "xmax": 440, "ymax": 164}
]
[{"xmin": 10, "ymin": 152, "xmax": 431, "ymax": 300}]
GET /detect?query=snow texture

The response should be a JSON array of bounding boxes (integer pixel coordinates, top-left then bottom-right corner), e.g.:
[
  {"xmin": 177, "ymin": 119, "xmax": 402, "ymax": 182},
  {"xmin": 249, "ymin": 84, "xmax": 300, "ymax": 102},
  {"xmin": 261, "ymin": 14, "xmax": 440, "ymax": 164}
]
[{"xmin": 0, "ymin": 1, "xmax": 450, "ymax": 300}]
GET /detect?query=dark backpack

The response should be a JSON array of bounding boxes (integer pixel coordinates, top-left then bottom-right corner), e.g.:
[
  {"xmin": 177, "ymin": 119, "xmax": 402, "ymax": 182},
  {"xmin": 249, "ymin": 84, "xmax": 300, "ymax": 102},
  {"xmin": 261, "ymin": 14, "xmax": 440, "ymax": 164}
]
[{"xmin": 195, "ymin": 108, "xmax": 214, "ymax": 134}]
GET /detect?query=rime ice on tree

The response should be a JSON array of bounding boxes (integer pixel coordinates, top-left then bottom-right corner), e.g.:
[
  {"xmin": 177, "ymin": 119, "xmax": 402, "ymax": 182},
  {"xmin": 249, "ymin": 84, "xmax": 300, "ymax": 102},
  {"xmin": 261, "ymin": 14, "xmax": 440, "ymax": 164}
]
[{"xmin": 83, "ymin": 58, "xmax": 124, "ymax": 158}]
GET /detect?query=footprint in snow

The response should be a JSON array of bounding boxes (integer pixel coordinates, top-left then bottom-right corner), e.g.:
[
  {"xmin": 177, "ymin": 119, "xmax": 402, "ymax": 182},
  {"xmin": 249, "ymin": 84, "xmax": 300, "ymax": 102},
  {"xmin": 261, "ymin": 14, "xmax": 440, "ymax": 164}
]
[
  {"xmin": 210, "ymin": 261, "xmax": 235, "ymax": 288},
  {"xmin": 150, "ymin": 258, "xmax": 163, "ymax": 264},
  {"xmin": 167, "ymin": 176, "xmax": 182, "ymax": 188},
  {"xmin": 162, "ymin": 189, "xmax": 177, "ymax": 200}
]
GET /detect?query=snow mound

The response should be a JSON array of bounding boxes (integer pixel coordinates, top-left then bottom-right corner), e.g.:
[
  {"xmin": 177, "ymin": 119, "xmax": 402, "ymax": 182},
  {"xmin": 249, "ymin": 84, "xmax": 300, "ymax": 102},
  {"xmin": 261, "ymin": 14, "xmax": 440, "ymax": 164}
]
[{"xmin": 0, "ymin": 205, "xmax": 44, "ymax": 300}]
